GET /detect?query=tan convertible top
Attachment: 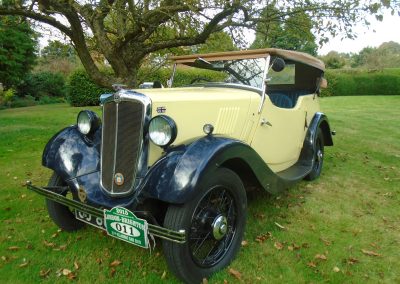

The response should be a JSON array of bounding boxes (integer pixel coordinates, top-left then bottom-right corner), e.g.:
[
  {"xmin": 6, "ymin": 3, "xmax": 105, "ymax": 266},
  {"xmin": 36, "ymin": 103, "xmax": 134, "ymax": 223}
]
[{"xmin": 171, "ymin": 48, "xmax": 325, "ymax": 71}]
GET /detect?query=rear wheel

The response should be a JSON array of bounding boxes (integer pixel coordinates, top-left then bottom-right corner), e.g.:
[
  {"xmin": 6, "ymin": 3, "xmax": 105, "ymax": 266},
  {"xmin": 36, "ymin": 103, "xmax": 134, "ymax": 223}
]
[
  {"xmin": 162, "ymin": 168, "xmax": 247, "ymax": 283},
  {"xmin": 305, "ymin": 128, "xmax": 324, "ymax": 181},
  {"xmin": 46, "ymin": 173, "xmax": 85, "ymax": 232}
]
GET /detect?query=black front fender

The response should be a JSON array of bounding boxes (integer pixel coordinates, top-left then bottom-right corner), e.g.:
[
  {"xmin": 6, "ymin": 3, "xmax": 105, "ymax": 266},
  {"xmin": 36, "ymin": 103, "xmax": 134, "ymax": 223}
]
[{"xmin": 42, "ymin": 126, "xmax": 101, "ymax": 182}]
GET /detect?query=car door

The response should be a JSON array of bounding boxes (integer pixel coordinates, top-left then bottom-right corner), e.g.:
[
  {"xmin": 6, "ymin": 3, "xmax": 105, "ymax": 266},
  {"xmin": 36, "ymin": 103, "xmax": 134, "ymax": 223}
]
[{"xmin": 250, "ymin": 96, "xmax": 307, "ymax": 172}]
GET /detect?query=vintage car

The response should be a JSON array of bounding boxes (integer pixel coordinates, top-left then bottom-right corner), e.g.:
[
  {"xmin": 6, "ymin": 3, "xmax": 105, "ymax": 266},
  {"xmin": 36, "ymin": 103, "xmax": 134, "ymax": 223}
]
[{"xmin": 27, "ymin": 48, "xmax": 333, "ymax": 283}]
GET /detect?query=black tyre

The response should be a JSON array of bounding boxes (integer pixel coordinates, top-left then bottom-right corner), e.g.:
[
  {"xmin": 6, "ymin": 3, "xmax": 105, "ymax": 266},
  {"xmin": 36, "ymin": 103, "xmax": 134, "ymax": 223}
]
[
  {"xmin": 162, "ymin": 168, "xmax": 247, "ymax": 283},
  {"xmin": 46, "ymin": 173, "xmax": 85, "ymax": 232},
  {"xmin": 305, "ymin": 128, "xmax": 324, "ymax": 181}
]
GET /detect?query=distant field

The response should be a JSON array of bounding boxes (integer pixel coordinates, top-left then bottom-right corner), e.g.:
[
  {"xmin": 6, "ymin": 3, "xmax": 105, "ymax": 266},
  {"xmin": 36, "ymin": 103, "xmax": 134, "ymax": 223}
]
[{"xmin": 0, "ymin": 96, "xmax": 399, "ymax": 283}]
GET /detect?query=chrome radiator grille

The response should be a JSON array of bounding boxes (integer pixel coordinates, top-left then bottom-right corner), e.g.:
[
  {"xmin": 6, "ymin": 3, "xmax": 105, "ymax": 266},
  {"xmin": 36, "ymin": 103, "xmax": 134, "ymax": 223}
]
[{"xmin": 101, "ymin": 100, "xmax": 144, "ymax": 195}]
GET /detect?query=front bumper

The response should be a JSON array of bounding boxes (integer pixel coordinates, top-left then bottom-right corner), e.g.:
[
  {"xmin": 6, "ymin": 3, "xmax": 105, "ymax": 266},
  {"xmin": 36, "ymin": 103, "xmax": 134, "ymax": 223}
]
[{"xmin": 27, "ymin": 181, "xmax": 186, "ymax": 244}]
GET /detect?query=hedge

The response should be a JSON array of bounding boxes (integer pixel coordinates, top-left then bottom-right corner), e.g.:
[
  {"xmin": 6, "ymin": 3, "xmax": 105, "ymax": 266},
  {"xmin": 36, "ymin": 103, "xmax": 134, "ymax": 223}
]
[
  {"xmin": 17, "ymin": 71, "xmax": 66, "ymax": 99},
  {"xmin": 68, "ymin": 67, "xmax": 400, "ymax": 106},
  {"xmin": 321, "ymin": 68, "xmax": 400, "ymax": 97},
  {"xmin": 68, "ymin": 70, "xmax": 112, "ymax": 107},
  {"xmin": 68, "ymin": 68, "xmax": 226, "ymax": 106}
]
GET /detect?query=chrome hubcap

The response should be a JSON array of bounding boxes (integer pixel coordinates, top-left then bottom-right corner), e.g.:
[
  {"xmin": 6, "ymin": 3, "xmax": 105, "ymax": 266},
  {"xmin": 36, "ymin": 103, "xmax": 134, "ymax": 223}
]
[
  {"xmin": 212, "ymin": 215, "xmax": 228, "ymax": 240},
  {"xmin": 317, "ymin": 149, "xmax": 323, "ymax": 162}
]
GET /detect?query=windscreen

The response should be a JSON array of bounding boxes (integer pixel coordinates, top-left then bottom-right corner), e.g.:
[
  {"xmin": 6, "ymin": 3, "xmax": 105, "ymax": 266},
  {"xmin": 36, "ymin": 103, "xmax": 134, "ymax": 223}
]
[{"xmin": 184, "ymin": 57, "xmax": 268, "ymax": 89}]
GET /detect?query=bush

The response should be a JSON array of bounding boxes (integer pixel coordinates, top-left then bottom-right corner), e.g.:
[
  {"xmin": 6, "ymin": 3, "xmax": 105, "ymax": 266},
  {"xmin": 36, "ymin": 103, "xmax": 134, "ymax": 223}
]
[
  {"xmin": 321, "ymin": 68, "xmax": 400, "ymax": 97},
  {"xmin": 8, "ymin": 95, "xmax": 36, "ymax": 108},
  {"xmin": 68, "ymin": 69, "xmax": 112, "ymax": 107},
  {"xmin": 18, "ymin": 72, "xmax": 66, "ymax": 98},
  {"xmin": 0, "ymin": 88, "xmax": 15, "ymax": 107}
]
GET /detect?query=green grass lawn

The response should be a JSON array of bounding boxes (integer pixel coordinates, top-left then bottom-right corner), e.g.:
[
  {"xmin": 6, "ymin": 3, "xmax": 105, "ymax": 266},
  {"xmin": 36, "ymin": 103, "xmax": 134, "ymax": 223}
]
[{"xmin": 1, "ymin": 97, "xmax": 399, "ymax": 283}]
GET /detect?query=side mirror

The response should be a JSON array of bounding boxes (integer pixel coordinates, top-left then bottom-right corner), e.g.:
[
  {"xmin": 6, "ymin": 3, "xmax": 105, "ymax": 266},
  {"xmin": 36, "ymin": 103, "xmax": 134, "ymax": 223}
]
[{"xmin": 271, "ymin": 58, "xmax": 285, "ymax": 72}]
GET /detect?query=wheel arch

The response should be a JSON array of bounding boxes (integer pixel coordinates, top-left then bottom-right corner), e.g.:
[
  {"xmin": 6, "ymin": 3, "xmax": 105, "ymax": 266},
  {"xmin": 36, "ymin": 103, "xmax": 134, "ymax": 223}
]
[{"xmin": 319, "ymin": 119, "xmax": 333, "ymax": 146}]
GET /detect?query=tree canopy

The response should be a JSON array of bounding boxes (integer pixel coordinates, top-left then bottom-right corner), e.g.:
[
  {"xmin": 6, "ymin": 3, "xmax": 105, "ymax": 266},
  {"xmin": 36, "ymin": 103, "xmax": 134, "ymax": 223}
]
[
  {"xmin": 251, "ymin": 5, "xmax": 318, "ymax": 55},
  {"xmin": 0, "ymin": 15, "xmax": 37, "ymax": 88},
  {"xmin": 0, "ymin": 0, "xmax": 398, "ymax": 87}
]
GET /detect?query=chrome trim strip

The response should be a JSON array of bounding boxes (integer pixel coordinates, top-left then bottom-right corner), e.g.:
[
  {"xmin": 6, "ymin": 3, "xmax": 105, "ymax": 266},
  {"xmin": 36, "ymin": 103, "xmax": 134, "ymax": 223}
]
[
  {"xmin": 111, "ymin": 102, "xmax": 119, "ymax": 194},
  {"xmin": 100, "ymin": 90, "xmax": 152, "ymax": 197}
]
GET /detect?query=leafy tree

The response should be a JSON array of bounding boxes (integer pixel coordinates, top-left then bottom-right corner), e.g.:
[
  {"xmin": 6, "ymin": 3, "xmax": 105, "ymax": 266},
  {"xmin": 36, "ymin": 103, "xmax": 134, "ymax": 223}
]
[
  {"xmin": 321, "ymin": 51, "xmax": 346, "ymax": 69},
  {"xmin": 351, "ymin": 41, "xmax": 400, "ymax": 69},
  {"xmin": 196, "ymin": 32, "xmax": 237, "ymax": 53},
  {"xmin": 0, "ymin": 0, "xmax": 397, "ymax": 88},
  {"xmin": 0, "ymin": 15, "xmax": 37, "ymax": 88},
  {"xmin": 251, "ymin": 6, "xmax": 318, "ymax": 55},
  {"xmin": 41, "ymin": 40, "xmax": 76, "ymax": 60}
]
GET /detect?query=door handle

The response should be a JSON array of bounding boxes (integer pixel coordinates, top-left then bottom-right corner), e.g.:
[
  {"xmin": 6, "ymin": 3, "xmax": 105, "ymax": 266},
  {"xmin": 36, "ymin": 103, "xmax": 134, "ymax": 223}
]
[{"xmin": 260, "ymin": 118, "xmax": 272, "ymax": 126}]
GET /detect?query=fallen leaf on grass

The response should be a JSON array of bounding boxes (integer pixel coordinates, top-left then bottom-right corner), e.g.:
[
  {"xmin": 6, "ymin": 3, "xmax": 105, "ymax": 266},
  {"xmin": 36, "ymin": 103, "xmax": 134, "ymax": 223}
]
[
  {"xmin": 274, "ymin": 242, "xmax": 284, "ymax": 250},
  {"xmin": 1, "ymin": 256, "xmax": 8, "ymax": 261},
  {"xmin": 110, "ymin": 260, "xmax": 122, "ymax": 267},
  {"xmin": 39, "ymin": 269, "xmax": 51, "ymax": 278},
  {"xmin": 8, "ymin": 246, "xmax": 21, "ymax": 251},
  {"xmin": 333, "ymin": 266, "xmax": 340, "ymax": 273},
  {"xmin": 255, "ymin": 232, "xmax": 271, "ymax": 243},
  {"xmin": 361, "ymin": 249, "xmax": 380, "ymax": 256},
  {"xmin": 229, "ymin": 268, "xmax": 241, "ymax": 280},
  {"xmin": 19, "ymin": 259, "xmax": 29, "ymax": 268},
  {"xmin": 110, "ymin": 268, "xmax": 116, "ymax": 277},
  {"xmin": 51, "ymin": 233, "xmax": 59, "ymax": 238},
  {"xmin": 288, "ymin": 246, "xmax": 294, "ymax": 251},
  {"xmin": 320, "ymin": 237, "xmax": 332, "ymax": 246},
  {"xmin": 96, "ymin": 258, "xmax": 103, "ymax": 265},
  {"xmin": 67, "ymin": 272, "xmax": 76, "ymax": 280},
  {"xmin": 43, "ymin": 240, "xmax": 56, "ymax": 248},
  {"xmin": 347, "ymin": 257, "xmax": 359, "ymax": 265},
  {"xmin": 307, "ymin": 261, "xmax": 317, "ymax": 268},
  {"xmin": 274, "ymin": 222, "xmax": 285, "ymax": 230},
  {"xmin": 241, "ymin": 240, "xmax": 248, "ymax": 247},
  {"xmin": 62, "ymin": 269, "xmax": 72, "ymax": 276},
  {"xmin": 202, "ymin": 278, "xmax": 208, "ymax": 284},
  {"xmin": 58, "ymin": 244, "xmax": 67, "ymax": 251},
  {"xmin": 161, "ymin": 270, "xmax": 167, "ymax": 279},
  {"xmin": 74, "ymin": 261, "xmax": 80, "ymax": 270},
  {"xmin": 315, "ymin": 254, "xmax": 327, "ymax": 261}
]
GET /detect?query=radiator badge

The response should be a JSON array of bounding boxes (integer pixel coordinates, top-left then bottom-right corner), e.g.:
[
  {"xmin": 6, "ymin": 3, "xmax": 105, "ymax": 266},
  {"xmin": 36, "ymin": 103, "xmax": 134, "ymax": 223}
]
[
  {"xmin": 114, "ymin": 173, "xmax": 124, "ymax": 186},
  {"xmin": 157, "ymin": 106, "xmax": 166, "ymax": 113}
]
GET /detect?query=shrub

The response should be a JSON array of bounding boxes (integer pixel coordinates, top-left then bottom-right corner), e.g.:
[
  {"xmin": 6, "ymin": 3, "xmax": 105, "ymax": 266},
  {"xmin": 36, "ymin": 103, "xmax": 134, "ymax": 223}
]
[
  {"xmin": 321, "ymin": 68, "xmax": 400, "ymax": 97},
  {"xmin": 0, "ymin": 88, "xmax": 15, "ymax": 107},
  {"xmin": 68, "ymin": 69, "xmax": 112, "ymax": 107},
  {"xmin": 18, "ymin": 72, "xmax": 66, "ymax": 98},
  {"xmin": 9, "ymin": 95, "xmax": 36, "ymax": 108}
]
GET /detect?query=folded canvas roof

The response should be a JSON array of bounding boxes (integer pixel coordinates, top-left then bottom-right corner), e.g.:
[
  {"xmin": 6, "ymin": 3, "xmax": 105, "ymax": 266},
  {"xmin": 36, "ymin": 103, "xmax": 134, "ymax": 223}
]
[{"xmin": 171, "ymin": 48, "xmax": 325, "ymax": 71}]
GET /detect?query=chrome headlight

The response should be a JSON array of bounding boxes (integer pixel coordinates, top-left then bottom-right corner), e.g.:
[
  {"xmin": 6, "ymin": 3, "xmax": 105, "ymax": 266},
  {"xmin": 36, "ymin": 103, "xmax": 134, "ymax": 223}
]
[
  {"xmin": 149, "ymin": 115, "xmax": 177, "ymax": 147},
  {"xmin": 77, "ymin": 110, "xmax": 101, "ymax": 135}
]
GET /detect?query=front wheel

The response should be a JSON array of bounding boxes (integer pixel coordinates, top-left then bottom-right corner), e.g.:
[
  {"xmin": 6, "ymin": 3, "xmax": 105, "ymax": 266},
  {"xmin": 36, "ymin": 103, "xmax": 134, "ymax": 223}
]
[
  {"xmin": 162, "ymin": 168, "xmax": 247, "ymax": 283},
  {"xmin": 46, "ymin": 173, "xmax": 85, "ymax": 232}
]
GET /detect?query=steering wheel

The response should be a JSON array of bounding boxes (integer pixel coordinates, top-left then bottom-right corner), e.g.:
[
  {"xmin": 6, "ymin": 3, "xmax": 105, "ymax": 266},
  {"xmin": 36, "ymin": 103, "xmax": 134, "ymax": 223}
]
[{"xmin": 190, "ymin": 77, "xmax": 212, "ymax": 84}]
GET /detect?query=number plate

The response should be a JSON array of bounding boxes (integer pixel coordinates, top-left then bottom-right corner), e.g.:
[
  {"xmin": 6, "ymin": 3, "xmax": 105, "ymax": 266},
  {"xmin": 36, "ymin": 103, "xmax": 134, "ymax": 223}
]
[
  {"xmin": 104, "ymin": 207, "xmax": 149, "ymax": 249},
  {"xmin": 75, "ymin": 210, "xmax": 106, "ymax": 229}
]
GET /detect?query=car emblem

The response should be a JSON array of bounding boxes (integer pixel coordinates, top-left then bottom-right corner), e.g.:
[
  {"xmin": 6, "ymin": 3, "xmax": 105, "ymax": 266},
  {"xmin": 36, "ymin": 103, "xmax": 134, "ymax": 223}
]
[
  {"xmin": 114, "ymin": 93, "xmax": 121, "ymax": 103},
  {"xmin": 78, "ymin": 187, "xmax": 87, "ymax": 203},
  {"xmin": 114, "ymin": 173, "xmax": 124, "ymax": 186},
  {"xmin": 157, "ymin": 106, "xmax": 166, "ymax": 113}
]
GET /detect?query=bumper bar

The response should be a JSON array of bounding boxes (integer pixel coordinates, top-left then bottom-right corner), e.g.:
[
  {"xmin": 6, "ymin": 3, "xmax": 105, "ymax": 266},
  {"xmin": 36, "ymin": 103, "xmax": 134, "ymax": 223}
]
[{"xmin": 26, "ymin": 181, "xmax": 186, "ymax": 244}]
